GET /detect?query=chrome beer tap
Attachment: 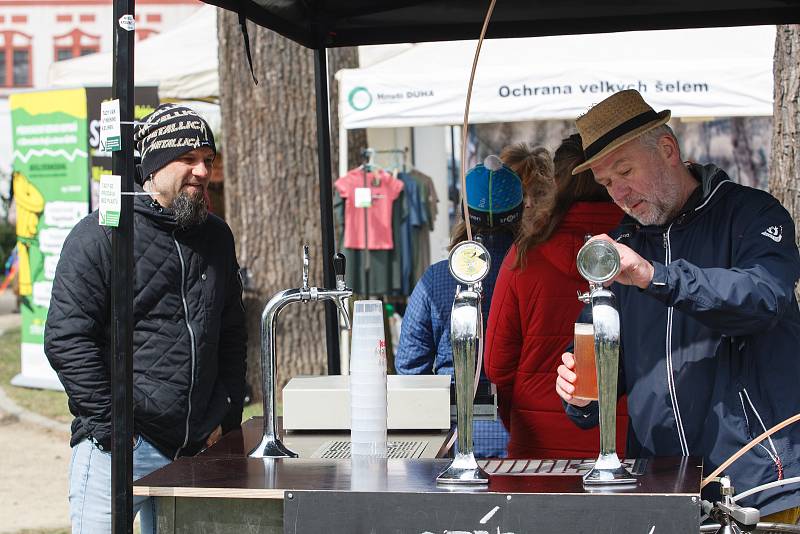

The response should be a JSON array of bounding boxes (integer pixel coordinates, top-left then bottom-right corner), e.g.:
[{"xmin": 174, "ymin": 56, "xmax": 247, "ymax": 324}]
[
  {"xmin": 576, "ymin": 239, "xmax": 636, "ymax": 485},
  {"xmin": 437, "ymin": 240, "xmax": 490, "ymax": 485},
  {"xmin": 249, "ymin": 245, "xmax": 352, "ymax": 458}
]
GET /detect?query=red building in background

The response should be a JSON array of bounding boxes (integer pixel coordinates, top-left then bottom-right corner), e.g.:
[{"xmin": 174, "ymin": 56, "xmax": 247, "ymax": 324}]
[{"xmin": 0, "ymin": 0, "xmax": 203, "ymax": 95}]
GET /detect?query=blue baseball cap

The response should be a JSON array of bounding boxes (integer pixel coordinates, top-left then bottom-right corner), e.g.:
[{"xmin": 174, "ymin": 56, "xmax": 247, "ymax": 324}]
[{"xmin": 465, "ymin": 155, "xmax": 524, "ymax": 227}]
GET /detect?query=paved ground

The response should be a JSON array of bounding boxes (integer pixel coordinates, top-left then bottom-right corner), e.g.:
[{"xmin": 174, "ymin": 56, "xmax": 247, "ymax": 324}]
[
  {"xmin": 0, "ymin": 411, "xmax": 71, "ymax": 533},
  {"xmin": 0, "ymin": 291, "xmax": 71, "ymax": 534}
]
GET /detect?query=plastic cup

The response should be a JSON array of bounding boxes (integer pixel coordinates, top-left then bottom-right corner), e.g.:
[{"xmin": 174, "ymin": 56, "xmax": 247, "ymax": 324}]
[{"xmin": 350, "ymin": 300, "xmax": 387, "ymax": 458}]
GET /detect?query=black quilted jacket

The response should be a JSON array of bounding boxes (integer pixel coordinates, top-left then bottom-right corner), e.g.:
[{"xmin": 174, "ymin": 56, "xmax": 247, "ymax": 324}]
[{"xmin": 44, "ymin": 187, "xmax": 247, "ymax": 459}]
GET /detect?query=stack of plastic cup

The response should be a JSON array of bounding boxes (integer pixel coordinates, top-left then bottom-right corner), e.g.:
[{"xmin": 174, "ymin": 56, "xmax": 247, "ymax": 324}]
[{"xmin": 349, "ymin": 300, "xmax": 388, "ymax": 458}]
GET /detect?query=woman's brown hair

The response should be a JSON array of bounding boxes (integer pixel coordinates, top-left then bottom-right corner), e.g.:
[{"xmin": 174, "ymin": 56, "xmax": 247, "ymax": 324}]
[{"xmin": 513, "ymin": 134, "xmax": 611, "ymax": 269}]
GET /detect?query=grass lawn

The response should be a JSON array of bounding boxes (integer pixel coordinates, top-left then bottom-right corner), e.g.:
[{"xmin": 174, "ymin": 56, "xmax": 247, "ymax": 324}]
[
  {"xmin": 0, "ymin": 328, "xmax": 72, "ymax": 423},
  {"xmin": 242, "ymin": 401, "xmax": 264, "ymax": 421}
]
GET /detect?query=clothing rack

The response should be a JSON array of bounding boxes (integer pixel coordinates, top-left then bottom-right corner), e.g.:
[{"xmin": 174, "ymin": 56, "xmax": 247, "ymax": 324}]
[{"xmin": 335, "ymin": 149, "xmax": 436, "ymax": 298}]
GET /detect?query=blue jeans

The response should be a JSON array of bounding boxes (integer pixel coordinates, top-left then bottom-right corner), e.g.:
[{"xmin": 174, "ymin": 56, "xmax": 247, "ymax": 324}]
[{"xmin": 69, "ymin": 436, "xmax": 171, "ymax": 534}]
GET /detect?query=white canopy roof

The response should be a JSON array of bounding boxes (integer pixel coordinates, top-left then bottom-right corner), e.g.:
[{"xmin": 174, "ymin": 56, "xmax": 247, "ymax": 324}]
[
  {"xmin": 48, "ymin": 5, "xmax": 218, "ymax": 101},
  {"xmin": 338, "ymin": 26, "xmax": 775, "ymax": 129}
]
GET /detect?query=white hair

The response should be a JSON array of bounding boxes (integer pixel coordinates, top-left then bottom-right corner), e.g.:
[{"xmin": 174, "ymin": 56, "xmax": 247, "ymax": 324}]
[{"xmin": 638, "ymin": 124, "xmax": 681, "ymax": 158}]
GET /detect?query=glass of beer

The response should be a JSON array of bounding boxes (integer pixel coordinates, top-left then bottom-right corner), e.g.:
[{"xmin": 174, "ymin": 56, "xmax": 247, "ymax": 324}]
[{"xmin": 573, "ymin": 322, "xmax": 598, "ymax": 401}]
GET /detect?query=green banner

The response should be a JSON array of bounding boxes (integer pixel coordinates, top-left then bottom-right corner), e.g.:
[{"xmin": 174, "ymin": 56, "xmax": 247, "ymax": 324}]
[
  {"xmin": 9, "ymin": 87, "xmax": 159, "ymax": 389},
  {"xmin": 10, "ymin": 88, "xmax": 89, "ymax": 389}
]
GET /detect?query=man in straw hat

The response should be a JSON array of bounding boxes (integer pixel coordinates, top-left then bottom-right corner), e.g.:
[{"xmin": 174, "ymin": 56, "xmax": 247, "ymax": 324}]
[{"xmin": 556, "ymin": 89, "xmax": 800, "ymax": 522}]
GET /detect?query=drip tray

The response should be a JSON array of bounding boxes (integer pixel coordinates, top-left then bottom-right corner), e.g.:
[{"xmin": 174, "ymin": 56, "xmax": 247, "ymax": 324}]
[
  {"xmin": 478, "ymin": 458, "xmax": 647, "ymax": 476},
  {"xmin": 311, "ymin": 440, "xmax": 429, "ymax": 459}
]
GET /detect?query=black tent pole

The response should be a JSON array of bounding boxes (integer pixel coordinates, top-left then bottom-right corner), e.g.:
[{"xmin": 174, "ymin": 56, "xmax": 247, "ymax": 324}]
[
  {"xmin": 313, "ymin": 47, "xmax": 341, "ymax": 374},
  {"xmin": 111, "ymin": 0, "xmax": 135, "ymax": 532}
]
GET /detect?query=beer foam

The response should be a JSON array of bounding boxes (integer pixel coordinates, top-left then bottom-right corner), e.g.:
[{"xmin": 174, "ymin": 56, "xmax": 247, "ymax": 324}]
[
  {"xmin": 595, "ymin": 452, "xmax": 623, "ymax": 470},
  {"xmin": 591, "ymin": 304, "xmax": 619, "ymax": 338},
  {"xmin": 575, "ymin": 323, "xmax": 594, "ymax": 335}
]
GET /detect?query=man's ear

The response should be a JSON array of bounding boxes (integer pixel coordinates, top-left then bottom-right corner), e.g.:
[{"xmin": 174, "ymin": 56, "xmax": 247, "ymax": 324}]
[{"xmin": 658, "ymin": 134, "xmax": 681, "ymax": 166}]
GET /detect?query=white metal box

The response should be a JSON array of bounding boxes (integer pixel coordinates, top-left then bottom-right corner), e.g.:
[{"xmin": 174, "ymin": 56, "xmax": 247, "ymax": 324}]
[{"xmin": 282, "ymin": 375, "xmax": 451, "ymax": 431}]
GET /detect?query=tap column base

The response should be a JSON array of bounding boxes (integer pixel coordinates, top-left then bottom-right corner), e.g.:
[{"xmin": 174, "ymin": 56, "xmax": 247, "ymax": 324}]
[
  {"xmin": 583, "ymin": 454, "xmax": 637, "ymax": 486},
  {"xmin": 248, "ymin": 436, "xmax": 299, "ymax": 459},
  {"xmin": 436, "ymin": 452, "xmax": 490, "ymax": 485}
]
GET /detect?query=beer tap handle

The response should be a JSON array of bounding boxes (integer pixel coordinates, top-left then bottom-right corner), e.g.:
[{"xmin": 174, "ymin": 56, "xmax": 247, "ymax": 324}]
[
  {"xmin": 333, "ymin": 253, "xmax": 346, "ymax": 288},
  {"xmin": 302, "ymin": 244, "xmax": 310, "ymax": 290},
  {"xmin": 332, "ymin": 253, "xmax": 351, "ymax": 329}
]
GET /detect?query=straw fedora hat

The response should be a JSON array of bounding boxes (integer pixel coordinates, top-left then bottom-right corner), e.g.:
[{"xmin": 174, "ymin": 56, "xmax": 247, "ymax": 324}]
[{"xmin": 572, "ymin": 89, "xmax": 671, "ymax": 174}]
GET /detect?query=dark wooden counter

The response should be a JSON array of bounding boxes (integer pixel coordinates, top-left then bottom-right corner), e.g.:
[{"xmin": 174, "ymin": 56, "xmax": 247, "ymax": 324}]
[
  {"xmin": 136, "ymin": 454, "xmax": 700, "ymax": 498},
  {"xmin": 134, "ymin": 417, "xmax": 702, "ymax": 533}
]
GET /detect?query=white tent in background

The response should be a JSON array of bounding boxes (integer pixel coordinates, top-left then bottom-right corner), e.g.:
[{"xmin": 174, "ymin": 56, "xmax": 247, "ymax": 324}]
[
  {"xmin": 337, "ymin": 25, "xmax": 776, "ymax": 130},
  {"xmin": 48, "ymin": 5, "xmax": 218, "ymax": 101}
]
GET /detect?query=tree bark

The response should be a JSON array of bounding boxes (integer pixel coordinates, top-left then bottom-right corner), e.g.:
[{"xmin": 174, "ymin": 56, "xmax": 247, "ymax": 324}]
[
  {"xmin": 769, "ymin": 25, "xmax": 800, "ymax": 300},
  {"xmin": 731, "ymin": 117, "xmax": 759, "ymax": 188},
  {"xmin": 217, "ymin": 12, "xmax": 365, "ymax": 401}
]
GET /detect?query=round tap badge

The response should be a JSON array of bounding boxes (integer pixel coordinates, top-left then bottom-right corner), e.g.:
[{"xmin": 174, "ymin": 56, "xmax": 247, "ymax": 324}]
[
  {"xmin": 448, "ymin": 240, "xmax": 491, "ymax": 285},
  {"xmin": 576, "ymin": 239, "xmax": 620, "ymax": 284}
]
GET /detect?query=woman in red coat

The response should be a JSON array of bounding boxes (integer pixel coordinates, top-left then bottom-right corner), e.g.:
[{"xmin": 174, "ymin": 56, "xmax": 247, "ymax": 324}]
[{"xmin": 485, "ymin": 135, "xmax": 627, "ymax": 459}]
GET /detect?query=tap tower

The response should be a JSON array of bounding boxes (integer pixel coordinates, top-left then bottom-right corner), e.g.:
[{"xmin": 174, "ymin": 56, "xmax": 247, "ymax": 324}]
[
  {"xmin": 436, "ymin": 240, "xmax": 491, "ymax": 485},
  {"xmin": 576, "ymin": 239, "xmax": 636, "ymax": 485},
  {"xmin": 249, "ymin": 245, "xmax": 352, "ymax": 458}
]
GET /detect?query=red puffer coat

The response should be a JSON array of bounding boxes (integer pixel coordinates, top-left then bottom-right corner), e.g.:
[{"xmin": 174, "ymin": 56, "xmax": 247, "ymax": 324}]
[{"xmin": 485, "ymin": 202, "xmax": 628, "ymax": 459}]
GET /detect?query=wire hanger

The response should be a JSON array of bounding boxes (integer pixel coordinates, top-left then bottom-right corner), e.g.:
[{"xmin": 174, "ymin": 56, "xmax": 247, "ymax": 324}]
[{"xmin": 361, "ymin": 148, "xmax": 376, "ymax": 171}]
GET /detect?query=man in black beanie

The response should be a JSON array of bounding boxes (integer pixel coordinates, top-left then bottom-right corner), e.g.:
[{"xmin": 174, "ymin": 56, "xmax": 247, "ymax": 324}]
[
  {"xmin": 135, "ymin": 103, "xmax": 217, "ymax": 227},
  {"xmin": 44, "ymin": 103, "xmax": 247, "ymax": 534}
]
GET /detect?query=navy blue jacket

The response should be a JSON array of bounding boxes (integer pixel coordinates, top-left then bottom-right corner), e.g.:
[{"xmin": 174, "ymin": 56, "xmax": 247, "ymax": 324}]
[{"xmin": 567, "ymin": 164, "xmax": 800, "ymax": 515}]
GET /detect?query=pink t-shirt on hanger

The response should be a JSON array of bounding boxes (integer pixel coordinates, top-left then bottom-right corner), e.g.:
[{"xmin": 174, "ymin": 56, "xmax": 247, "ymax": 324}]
[{"xmin": 335, "ymin": 167, "xmax": 404, "ymax": 250}]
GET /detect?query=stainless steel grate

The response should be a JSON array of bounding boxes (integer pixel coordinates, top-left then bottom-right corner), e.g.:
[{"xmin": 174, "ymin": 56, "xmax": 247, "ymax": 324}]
[
  {"xmin": 478, "ymin": 458, "xmax": 647, "ymax": 476},
  {"xmin": 312, "ymin": 440, "xmax": 429, "ymax": 459}
]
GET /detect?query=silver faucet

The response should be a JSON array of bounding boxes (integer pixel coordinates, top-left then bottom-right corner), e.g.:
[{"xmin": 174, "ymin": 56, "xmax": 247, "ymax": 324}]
[
  {"xmin": 576, "ymin": 238, "xmax": 636, "ymax": 485},
  {"xmin": 249, "ymin": 245, "xmax": 352, "ymax": 458}
]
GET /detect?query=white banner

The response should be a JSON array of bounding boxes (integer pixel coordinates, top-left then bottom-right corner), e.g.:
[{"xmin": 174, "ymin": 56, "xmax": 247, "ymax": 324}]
[
  {"xmin": 340, "ymin": 59, "xmax": 771, "ymax": 129},
  {"xmin": 339, "ymin": 27, "xmax": 775, "ymax": 129}
]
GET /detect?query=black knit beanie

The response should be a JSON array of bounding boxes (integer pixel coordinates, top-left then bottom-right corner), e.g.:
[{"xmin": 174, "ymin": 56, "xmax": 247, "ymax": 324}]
[{"xmin": 134, "ymin": 103, "xmax": 216, "ymax": 183}]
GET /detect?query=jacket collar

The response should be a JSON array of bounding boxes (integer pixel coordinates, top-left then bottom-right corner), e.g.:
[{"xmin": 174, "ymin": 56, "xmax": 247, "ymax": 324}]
[
  {"xmin": 689, "ymin": 162, "xmax": 733, "ymax": 212},
  {"xmin": 134, "ymin": 183, "xmax": 180, "ymax": 230}
]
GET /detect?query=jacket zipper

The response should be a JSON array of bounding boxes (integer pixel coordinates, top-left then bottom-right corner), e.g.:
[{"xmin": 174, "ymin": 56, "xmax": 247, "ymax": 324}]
[
  {"xmin": 655, "ymin": 176, "xmax": 731, "ymax": 457},
  {"xmin": 663, "ymin": 224, "xmax": 690, "ymax": 456},
  {"xmin": 173, "ymin": 234, "xmax": 197, "ymax": 459},
  {"xmin": 740, "ymin": 388, "xmax": 783, "ymax": 479}
]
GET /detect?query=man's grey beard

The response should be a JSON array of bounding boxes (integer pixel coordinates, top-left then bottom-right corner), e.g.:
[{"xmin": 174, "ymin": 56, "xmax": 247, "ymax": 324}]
[{"xmin": 172, "ymin": 191, "xmax": 208, "ymax": 228}]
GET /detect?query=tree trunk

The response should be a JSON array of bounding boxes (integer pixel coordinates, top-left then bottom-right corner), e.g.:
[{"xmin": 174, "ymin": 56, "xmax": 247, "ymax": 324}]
[
  {"xmin": 731, "ymin": 117, "xmax": 759, "ymax": 188},
  {"xmin": 217, "ymin": 12, "xmax": 365, "ymax": 402},
  {"xmin": 769, "ymin": 25, "xmax": 800, "ymax": 300}
]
